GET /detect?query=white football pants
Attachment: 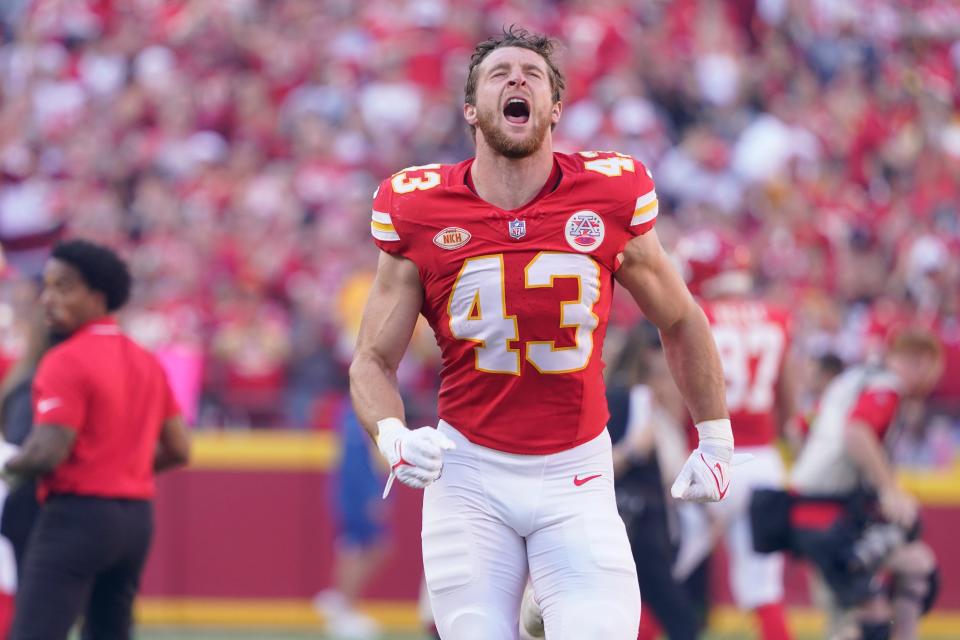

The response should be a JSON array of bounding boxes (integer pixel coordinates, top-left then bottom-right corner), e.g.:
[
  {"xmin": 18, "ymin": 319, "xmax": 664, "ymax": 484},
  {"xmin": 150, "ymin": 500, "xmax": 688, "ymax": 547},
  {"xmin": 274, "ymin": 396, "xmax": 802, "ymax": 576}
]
[{"xmin": 422, "ymin": 421, "xmax": 640, "ymax": 640}]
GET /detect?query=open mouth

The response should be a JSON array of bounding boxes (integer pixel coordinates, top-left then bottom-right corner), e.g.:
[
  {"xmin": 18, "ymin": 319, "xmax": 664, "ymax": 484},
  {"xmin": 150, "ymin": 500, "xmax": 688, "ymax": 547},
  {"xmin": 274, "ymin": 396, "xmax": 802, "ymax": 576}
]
[{"xmin": 503, "ymin": 98, "xmax": 530, "ymax": 124}]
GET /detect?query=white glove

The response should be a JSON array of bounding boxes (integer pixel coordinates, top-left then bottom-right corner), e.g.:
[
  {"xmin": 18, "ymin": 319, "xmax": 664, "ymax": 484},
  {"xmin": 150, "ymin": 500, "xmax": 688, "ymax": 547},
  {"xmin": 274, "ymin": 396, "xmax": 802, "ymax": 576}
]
[
  {"xmin": 376, "ymin": 418, "xmax": 456, "ymax": 498},
  {"xmin": 671, "ymin": 419, "xmax": 749, "ymax": 502}
]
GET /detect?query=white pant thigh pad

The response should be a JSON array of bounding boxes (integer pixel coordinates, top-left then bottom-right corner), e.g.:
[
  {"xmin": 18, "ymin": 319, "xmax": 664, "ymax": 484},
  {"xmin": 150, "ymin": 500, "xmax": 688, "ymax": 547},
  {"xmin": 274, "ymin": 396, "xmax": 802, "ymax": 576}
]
[
  {"xmin": 422, "ymin": 429, "xmax": 529, "ymax": 639},
  {"xmin": 526, "ymin": 431, "xmax": 640, "ymax": 639}
]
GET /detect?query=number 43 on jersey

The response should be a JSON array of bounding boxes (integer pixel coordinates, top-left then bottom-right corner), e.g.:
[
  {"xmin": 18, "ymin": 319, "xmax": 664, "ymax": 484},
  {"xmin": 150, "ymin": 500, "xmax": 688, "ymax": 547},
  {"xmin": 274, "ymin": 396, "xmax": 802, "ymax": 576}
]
[{"xmin": 448, "ymin": 253, "xmax": 600, "ymax": 375}]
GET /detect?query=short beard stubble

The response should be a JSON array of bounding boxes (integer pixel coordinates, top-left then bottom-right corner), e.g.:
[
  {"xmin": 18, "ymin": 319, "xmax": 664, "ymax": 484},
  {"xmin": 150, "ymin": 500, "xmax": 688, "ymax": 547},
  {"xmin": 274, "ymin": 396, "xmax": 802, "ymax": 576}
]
[{"xmin": 475, "ymin": 104, "xmax": 551, "ymax": 159}]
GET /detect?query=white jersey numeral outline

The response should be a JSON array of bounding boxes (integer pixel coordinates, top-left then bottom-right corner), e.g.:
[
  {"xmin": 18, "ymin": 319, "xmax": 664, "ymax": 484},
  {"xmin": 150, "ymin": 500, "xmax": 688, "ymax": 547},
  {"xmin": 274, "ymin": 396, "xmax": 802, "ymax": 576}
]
[
  {"xmin": 390, "ymin": 164, "xmax": 442, "ymax": 194},
  {"xmin": 711, "ymin": 322, "xmax": 785, "ymax": 413},
  {"xmin": 448, "ymin": 252, "xmax": 601, "ymax": 375},
  {"xmin": 580, "ymin": 151, "xmax": 636, "ymax": 177},
  {"xmin": 447, "ymin": 255, "xmax": 521, "ymax": 375}
]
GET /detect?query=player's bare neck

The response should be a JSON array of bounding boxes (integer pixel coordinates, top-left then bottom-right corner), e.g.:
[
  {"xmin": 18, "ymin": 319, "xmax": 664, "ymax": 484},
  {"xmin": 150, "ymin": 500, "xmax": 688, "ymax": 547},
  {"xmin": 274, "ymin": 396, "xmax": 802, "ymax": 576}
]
[{"xmin": 471, "ymin": 143, "xmax": 555, "ymax": 211}]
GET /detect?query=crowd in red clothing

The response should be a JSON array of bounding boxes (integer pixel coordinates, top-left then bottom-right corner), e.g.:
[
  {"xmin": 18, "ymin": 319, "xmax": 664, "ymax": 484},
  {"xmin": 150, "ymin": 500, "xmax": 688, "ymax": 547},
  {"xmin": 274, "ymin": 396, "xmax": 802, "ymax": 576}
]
[{"xmin": 0, "ymin": 1, "xmax": 957, "ymax": 457}]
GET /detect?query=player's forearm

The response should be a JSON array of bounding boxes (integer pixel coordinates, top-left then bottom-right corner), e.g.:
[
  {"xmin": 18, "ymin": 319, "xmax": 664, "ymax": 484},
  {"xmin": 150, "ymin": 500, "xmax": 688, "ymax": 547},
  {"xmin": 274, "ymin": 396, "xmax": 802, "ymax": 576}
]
[
  {"xmin": 349, "ymin": 352, "xmax": 407, "ymax": 440},
  {"xmin": 7, "ymin": 443, "xmax": 59, "ymax": 476},
  {"xmin": 845, "ymin": 421, "xmax": 897, "ymax": 492},
  {"xmin": 5, "ymin": 424, "xmax": 74, "ymax": 476},
  {"xmin": 5, "ymin": 451, "xmax": 53, "ymax": 476},
  {"xmin": 660, "ymin": 305, "xmax": 728, "ymax": 424}
]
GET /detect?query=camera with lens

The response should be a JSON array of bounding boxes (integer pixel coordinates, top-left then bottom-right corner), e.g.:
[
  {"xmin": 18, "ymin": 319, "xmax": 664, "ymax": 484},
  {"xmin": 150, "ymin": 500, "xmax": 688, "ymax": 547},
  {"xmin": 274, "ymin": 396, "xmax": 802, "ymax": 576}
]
[{"xmin": 847, "ymin": 518, "xmax": 920, "ymax": 573}]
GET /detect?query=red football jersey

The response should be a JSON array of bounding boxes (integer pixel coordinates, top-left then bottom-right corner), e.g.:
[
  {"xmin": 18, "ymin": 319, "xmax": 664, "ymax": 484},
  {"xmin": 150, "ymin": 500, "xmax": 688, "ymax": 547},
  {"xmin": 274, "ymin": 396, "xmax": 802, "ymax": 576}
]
[
  {"xmin": 370, "ymin": 151, "xmax": 658, "ymax": 454},
  {"xmin": 701, "ymin": 299, "xmax": 791, "ymax": 446}
]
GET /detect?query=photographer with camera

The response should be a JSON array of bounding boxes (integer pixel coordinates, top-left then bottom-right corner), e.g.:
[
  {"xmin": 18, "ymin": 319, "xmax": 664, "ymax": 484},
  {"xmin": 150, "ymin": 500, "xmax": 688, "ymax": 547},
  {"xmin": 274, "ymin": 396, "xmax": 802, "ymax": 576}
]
[{"xmin": 762, "ymin": 330, "xmax": 943, "ymax": 640}]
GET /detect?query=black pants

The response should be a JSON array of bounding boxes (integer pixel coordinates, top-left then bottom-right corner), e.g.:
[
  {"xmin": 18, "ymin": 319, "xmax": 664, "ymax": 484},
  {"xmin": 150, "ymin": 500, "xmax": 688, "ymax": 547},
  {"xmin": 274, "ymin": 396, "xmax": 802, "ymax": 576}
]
[
  {"xmin": 0, "ymin": 478, "xmax": 40, "ymax": 575},
  {"xmin": 620, "ymin": 493, "xmax": 701, "ymax": 640},
  {"xmin": 10, "ymin": 495, "xmax": 153, "ymax": 640}
]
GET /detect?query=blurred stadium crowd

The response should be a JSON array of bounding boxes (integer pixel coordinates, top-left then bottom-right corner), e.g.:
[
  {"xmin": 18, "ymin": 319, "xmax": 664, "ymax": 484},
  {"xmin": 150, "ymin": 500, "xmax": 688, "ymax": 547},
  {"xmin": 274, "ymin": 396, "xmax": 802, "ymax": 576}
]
[{"xmin": 0, "ymin": 0, "xmax": 957, "ymax": 462}]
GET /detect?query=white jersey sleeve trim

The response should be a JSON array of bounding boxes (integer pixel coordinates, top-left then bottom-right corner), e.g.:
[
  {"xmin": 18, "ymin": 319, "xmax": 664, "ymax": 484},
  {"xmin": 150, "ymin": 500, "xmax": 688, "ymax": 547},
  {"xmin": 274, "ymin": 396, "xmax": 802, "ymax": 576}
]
[
  {"xmin": 371, "ymin": 226, "xmax": 400, "ymax": 242},
  {"xmin": 371, "ymin": 208, "xmax": 399, "ymax": 241},
  {"xmin": 631, "ymin": 189, "xmax": 658, "ymax": 226}
]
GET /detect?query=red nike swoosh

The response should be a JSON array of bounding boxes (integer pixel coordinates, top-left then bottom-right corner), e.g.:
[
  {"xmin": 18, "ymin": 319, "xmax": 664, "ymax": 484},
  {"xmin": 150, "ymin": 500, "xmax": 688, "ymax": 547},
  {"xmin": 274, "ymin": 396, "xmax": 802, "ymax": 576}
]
[
  {"xmin": 700, "ymin": 453, "xmax": 730, "ymax": 499},
  {"xmin": 573, "ymin": 474, "xmax": 602, "ymax": 487}
]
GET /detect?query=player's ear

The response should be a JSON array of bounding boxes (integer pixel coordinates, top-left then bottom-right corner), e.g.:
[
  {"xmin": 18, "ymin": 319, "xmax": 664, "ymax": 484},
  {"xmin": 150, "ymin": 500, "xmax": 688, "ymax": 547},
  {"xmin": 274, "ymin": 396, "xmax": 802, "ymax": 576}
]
[
  {"xmin": 550, "ymin": 101, "xmax": 562, "ymax": 126},
  {"xmin": 464, "ymin": 103, "xmax": 478, "ymax": 127}
]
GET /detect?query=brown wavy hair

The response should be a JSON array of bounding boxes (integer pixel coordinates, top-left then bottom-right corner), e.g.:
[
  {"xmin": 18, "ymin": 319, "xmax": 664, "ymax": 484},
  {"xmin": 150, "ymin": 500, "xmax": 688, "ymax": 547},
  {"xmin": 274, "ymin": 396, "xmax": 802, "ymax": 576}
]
[{"xmin": 464, "ymin": 25, "xmax": 565, "ymax": 135}]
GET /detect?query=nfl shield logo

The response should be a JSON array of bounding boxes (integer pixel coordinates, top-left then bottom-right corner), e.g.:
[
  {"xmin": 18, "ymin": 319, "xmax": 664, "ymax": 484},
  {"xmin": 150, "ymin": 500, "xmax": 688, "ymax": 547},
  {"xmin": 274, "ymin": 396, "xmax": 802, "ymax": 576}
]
[{"xmin": 508, "ymin": 218, "xmax": 526, "ymax": 240}]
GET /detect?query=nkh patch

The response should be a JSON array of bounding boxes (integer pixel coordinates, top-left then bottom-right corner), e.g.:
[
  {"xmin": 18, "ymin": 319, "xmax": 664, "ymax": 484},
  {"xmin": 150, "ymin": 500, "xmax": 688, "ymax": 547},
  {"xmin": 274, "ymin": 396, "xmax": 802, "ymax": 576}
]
[
  {"xmin": 433, "ymin": 227, "xmax": 471, "ymax": 250},
  {"xmin": 565, "ymin": 211, "xmax": 604, "ymax": 253},
  {"xmin": 508, "ymin": 218, "xmax": 527, "ymax": 240}
]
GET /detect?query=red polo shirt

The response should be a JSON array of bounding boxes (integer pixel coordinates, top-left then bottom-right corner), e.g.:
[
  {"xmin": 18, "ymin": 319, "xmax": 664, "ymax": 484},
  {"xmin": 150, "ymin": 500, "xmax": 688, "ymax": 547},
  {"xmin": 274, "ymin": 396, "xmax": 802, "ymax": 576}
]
[{"xmin": 32, "ymin": 318, "xmax": 180, "ymax": 501}]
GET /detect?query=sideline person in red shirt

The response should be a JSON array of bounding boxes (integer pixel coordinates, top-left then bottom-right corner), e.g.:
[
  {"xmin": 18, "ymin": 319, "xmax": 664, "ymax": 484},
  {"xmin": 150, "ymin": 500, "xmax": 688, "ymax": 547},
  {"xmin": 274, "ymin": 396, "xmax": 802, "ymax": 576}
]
[{"xmin": 2, "ymin": 240, "xmax": 190, "ymax": 640}]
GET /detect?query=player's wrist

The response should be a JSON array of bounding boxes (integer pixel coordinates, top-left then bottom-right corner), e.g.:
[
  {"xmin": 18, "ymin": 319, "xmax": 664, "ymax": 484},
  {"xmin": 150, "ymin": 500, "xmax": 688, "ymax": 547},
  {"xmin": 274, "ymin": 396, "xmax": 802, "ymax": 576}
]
[
  {"xmin": 376, "ymin": 417, "xmax": 407, "ymax": 459},
  {"xmin": 695, "ymin": 418, "xmax": 734, "ymax": 457}
]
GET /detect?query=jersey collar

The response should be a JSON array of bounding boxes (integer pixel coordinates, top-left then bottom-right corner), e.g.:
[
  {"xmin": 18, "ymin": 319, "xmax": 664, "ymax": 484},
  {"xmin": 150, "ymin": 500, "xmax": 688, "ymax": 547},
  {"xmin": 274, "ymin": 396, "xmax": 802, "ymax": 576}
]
[
  {"xmin": 78, "ymin": 316, "xmax": 121, "ymax": 336},
  {"xmin": 455, "ymin": 153, "xmax": 569, "ymax": 214}
]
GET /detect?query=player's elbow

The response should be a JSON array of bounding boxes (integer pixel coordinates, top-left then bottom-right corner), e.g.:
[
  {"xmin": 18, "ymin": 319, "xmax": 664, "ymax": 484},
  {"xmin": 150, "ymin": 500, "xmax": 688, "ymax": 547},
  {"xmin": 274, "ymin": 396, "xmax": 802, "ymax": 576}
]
[
  {"xmin": 658, "ymin": 298, "xmax": 706, "ymax": 341},
  {"xmin": 349, "ymin": 349, "xmax": 395, "ymax": 388},
  {"xmin": 348, "ymin": 352, "xmax": 371, "ymax": 388}
]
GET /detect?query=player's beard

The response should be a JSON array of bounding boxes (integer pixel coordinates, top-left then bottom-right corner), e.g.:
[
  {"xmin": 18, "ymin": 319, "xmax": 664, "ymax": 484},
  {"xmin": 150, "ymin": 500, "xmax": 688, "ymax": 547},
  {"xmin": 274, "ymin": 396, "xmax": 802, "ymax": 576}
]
[{"xmin": 475, "ymin": 103, "xmax": 550, "ymax": 159}]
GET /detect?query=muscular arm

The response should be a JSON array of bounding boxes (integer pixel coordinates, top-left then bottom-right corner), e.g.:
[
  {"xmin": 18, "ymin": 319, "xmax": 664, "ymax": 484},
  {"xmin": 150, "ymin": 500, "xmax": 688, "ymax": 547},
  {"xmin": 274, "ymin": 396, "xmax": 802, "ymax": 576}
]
[
  {"xmin": 615, "ymin": 231, "xmax": 728, "ymax": 423},
  {"xmin": 5, "ymin": 424, "xmax": 76, "ymax": 476},
  {"xmin": 350, "ymin": 251, "xmax": 424, "ymax": 440}
]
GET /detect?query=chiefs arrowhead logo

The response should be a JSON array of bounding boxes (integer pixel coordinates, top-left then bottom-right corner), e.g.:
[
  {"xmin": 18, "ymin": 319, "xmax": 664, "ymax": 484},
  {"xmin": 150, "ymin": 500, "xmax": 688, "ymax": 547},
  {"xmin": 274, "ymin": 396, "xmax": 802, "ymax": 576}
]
[
  {"xmin": 433, "ymin": 227, "xmax": 471, "ymax": 250},
  {"xmin": 564, "ymin": 211, "xmax": 605, "ymax": 253}
]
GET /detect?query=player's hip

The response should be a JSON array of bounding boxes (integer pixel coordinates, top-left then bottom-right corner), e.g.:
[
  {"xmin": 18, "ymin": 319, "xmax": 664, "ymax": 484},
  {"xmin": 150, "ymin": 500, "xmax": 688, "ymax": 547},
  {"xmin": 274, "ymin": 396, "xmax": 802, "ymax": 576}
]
[
  {"xmin": 433, "ymin": 420, "xmax": 617, "ymax": 531},
  {"xmin": 437, "ymin": 419, "xmax": 612, "ymax": 470}
]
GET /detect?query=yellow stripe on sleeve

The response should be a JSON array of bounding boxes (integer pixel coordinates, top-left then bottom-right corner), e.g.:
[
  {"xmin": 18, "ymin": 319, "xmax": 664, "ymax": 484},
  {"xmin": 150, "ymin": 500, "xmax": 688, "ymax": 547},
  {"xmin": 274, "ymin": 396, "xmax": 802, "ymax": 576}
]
[
  {"xmin": 631, "ymin": 198, "xmax": 658, "ymax": 226},
  {"xmin": 371, "ymin": 220, "xmax": 396, "ymax": 233}
]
